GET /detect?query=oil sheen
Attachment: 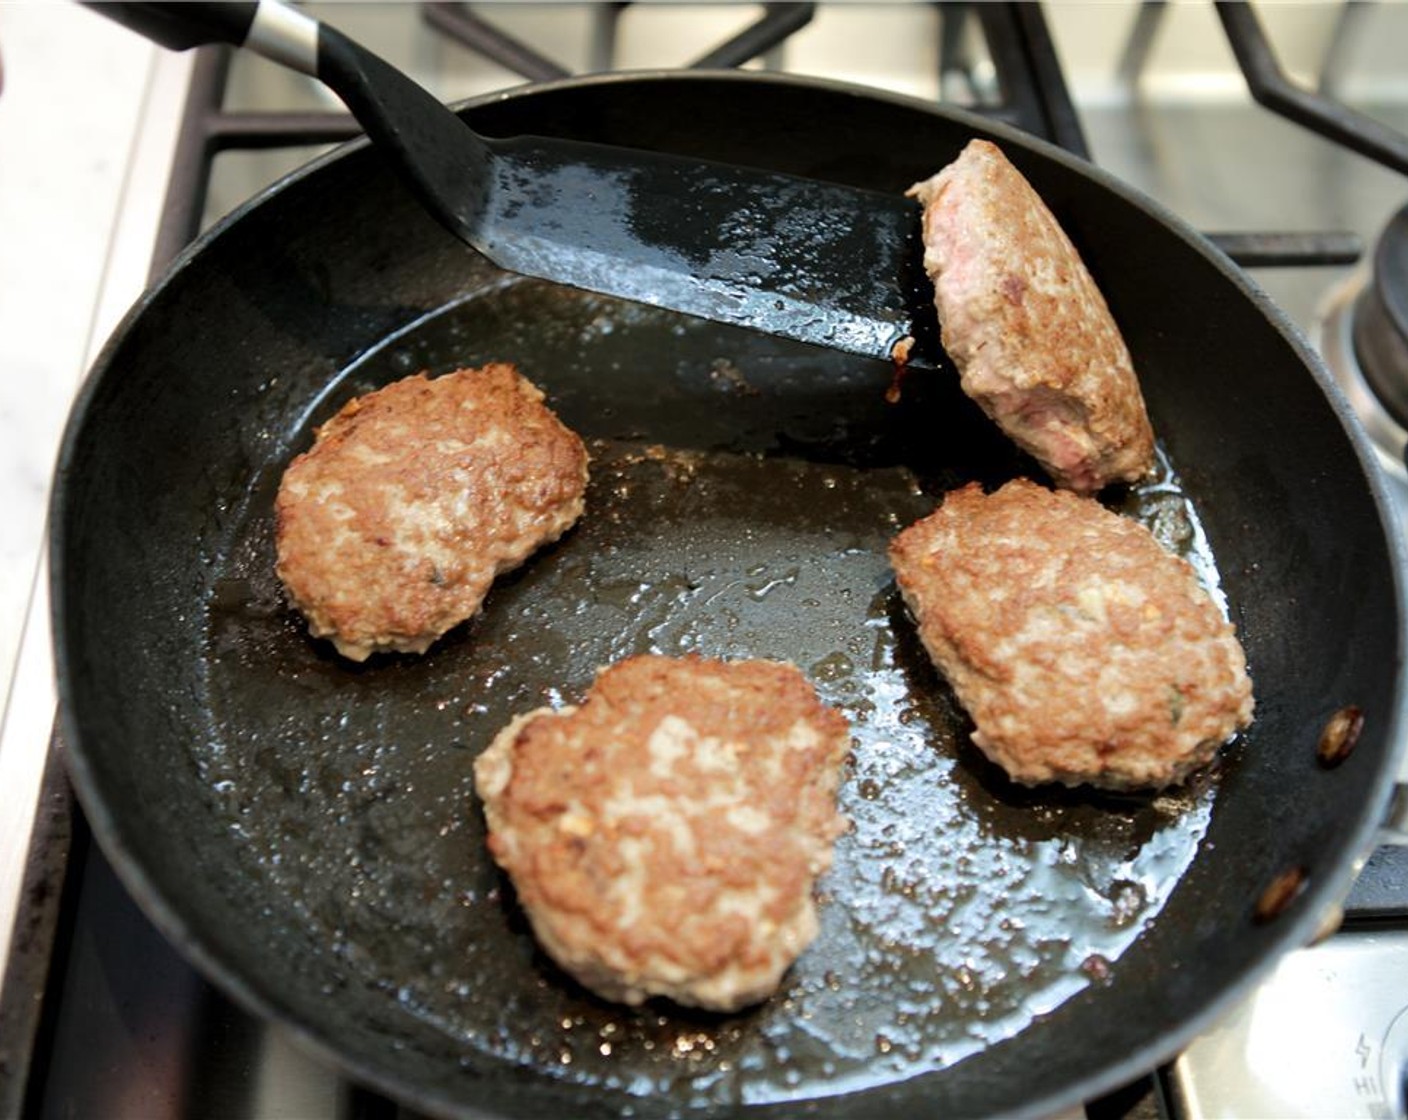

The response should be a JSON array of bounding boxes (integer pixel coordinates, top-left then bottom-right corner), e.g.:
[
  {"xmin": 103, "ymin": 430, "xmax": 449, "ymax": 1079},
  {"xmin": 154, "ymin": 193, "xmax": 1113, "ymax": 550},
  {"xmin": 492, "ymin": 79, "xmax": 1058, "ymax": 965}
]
[{"xmin": 200, "ymin": 285, "xmax": 1230, "ymax": 1107}]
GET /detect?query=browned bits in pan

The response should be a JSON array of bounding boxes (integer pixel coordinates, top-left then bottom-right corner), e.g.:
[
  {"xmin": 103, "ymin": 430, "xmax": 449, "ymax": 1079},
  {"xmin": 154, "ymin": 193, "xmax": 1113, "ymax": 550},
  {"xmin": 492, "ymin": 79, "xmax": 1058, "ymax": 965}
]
[
  {"xmin": 885, "ymin": 335, "xmax": 917, "ymax": 404},
  {"xmin": 1317, "ymin": 705, "xmax": 1364, "ymax": 768},
  {"xmin": 1080, "ymin": 954, "xmax": 1113, "ymax": 984}
]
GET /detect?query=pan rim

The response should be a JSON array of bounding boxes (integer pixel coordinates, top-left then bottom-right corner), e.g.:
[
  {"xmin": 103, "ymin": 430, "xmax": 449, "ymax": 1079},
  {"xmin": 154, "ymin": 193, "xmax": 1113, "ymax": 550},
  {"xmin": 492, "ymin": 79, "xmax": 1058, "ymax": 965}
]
[{"xmin": 48, "ymin": 66, "xmax": 1408, "ymax": 1120}]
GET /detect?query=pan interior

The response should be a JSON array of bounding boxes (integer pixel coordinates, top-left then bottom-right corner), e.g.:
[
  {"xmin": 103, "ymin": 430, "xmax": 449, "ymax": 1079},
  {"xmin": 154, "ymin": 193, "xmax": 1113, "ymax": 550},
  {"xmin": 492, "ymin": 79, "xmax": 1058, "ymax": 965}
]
[{"xmin": 197, "ymin": 278, "xmax": 1225, "ymax": 1106}]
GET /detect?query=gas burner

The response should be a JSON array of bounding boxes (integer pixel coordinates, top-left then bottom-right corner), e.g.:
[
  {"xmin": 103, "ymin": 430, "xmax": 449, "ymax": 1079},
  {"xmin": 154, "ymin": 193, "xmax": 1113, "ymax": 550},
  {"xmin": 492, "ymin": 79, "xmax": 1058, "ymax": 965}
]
[
  {"xmin": 1356, "ymin": 205, "xmax": 1408, "ymax": 430},
  {"xmin": 1315, "ymin": 206, "xmax": 1408, "ymax": 520}
]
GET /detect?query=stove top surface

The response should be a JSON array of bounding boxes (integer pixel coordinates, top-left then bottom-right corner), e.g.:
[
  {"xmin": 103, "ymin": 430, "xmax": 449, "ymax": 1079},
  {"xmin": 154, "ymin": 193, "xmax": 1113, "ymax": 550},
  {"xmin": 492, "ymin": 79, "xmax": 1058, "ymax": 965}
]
[{"xmin": 7, "ymin": 5, "xmax": 1408, "ymax": 1118}]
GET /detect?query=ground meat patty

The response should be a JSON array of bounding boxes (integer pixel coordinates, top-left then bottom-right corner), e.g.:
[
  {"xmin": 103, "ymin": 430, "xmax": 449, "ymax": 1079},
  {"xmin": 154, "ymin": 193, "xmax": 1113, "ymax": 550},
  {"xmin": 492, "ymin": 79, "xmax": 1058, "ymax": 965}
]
[
  {"xmin": 275, "ymin": 364, "xmax": 587, "ymax": 661},
  {"xmin": 906, "ymin": 139, "xmax": 1156, "ymax": 494},
  {"xmin": 889, "ymin": 479, "xmax": 1253, "ymax": 790},
  {"xmin": 474, "ymin": 655, "xmax": 851, "ymax": 1011}
]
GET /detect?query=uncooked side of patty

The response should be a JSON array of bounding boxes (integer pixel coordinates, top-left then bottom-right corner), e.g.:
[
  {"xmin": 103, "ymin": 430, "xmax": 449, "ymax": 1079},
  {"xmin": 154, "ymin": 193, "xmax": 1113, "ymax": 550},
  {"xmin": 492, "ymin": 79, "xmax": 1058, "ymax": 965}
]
[
  {"xmin": 474, "ymin": 655, "xmax": 851, "ymax": 1011},
  {"xmin": 906, "ymin": 139, "xmax": 1156, "ymax": 494},
  {"xmin": 889, "ymin": 479, "xmax": 1253, "ymax": 790},
  {"xmin": 275, "ymin": 364, "xmax": 588, "ymax": 661}
]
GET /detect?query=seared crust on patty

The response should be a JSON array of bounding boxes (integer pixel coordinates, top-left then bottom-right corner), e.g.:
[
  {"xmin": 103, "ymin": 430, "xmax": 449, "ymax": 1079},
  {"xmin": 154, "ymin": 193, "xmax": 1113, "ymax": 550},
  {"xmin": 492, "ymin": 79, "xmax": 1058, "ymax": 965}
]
[
  {"xmin": 906, "ymin": 140, "xmax": 1155, "ymax": 493},
  {"xmin": 474, "ymin": 655, "xmax": 851, "ymax": 1011},
  {"xmin": 889, "ymin": 479, "xmax": 1253, "ymax": 790},
  {"xmin": 275, "ymin": 364, "xmax": 587, "ymax": 661}
]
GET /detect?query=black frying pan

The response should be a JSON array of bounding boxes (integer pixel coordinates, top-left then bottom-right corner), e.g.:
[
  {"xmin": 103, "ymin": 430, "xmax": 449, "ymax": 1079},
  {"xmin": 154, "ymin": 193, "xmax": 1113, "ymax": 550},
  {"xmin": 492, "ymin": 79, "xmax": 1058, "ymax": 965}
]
[{"xmin": 52, "ymin": 72, "xmax": 1408, "ymax": 1118}]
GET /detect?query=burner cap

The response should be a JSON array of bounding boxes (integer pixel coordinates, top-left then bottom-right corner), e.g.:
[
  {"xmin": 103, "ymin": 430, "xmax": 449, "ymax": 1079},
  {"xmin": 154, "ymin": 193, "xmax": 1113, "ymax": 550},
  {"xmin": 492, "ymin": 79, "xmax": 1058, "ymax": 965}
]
[{"xmin": 1353, "ymin": 201, "xmax": 1408, "ymax": 429}]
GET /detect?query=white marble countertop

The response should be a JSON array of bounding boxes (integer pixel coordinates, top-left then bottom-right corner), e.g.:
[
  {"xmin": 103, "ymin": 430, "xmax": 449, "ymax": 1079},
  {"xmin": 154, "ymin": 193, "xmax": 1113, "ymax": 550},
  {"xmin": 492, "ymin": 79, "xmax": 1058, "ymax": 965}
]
[
  {"xmin": 0, "ymin": 0, "xmax": 193, "ymax": 971},
  {"xmin": 0, "ymin": 4, "xmax": 153, "ymax": 705}
]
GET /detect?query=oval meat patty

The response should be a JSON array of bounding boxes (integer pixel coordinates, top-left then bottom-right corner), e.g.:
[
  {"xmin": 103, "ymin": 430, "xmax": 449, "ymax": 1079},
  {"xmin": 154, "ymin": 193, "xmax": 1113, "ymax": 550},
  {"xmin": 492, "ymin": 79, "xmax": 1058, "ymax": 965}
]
[
  {"xmin": 275, "ymin": 364, "xmax": 587, "ymax": 661},
  {"xmin": 890, "ymin": 479, "xmax": 1253, "ymax": 790},
  {"xmin": 474, "ymin": 655, "xmax": 851, "ymax": 1011},
  {"xmin": 907, "ymin": 139, "xmax": 1156, "ymax": 493}
]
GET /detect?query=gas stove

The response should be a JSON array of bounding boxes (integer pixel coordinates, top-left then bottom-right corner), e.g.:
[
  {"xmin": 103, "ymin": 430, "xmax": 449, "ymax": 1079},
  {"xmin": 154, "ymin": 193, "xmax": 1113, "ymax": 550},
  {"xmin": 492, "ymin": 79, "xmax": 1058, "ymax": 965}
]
[
  {"xmin": 4, "ymin": 4, "xmax": 1408, "ymax": 1118},
  {"xmin": 1318, "ymin": 205, "xmax": 1408, "ymax": 527}
]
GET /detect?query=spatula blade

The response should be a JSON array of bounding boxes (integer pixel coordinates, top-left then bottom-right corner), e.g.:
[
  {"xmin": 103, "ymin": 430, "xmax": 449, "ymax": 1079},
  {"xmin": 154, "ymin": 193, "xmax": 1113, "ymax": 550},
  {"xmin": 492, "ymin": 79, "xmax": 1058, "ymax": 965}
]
[
  {"xmin": 90, "ymin": 4, "xmax": 939, "ymax": 365},
  {"xmin": 478, "ymin": 136, "xmax": 940, "ymax": 367}
]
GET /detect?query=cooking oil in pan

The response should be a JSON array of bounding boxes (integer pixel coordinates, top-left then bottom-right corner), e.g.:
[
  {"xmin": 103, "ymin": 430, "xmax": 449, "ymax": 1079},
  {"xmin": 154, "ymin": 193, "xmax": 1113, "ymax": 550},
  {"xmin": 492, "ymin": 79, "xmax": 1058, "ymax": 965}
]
[{"xmin": 199, "ymin": 287, "xmax": 1229, "ymax": 1107}]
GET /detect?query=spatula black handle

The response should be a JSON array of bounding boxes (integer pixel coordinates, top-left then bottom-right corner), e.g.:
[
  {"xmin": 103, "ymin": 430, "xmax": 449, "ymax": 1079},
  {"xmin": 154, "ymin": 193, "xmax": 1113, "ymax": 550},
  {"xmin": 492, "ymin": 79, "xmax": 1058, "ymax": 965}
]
[
  {"xmin": 87, "ymin": 0, "xmax": 491, "ymax": 247},
  {"xmin": 86, "ymin": 3, "xmax": 259, "ymax": 54},
  {"xmin": 85, "ymin": 2, "xmax": 320, "ymax": 75}
]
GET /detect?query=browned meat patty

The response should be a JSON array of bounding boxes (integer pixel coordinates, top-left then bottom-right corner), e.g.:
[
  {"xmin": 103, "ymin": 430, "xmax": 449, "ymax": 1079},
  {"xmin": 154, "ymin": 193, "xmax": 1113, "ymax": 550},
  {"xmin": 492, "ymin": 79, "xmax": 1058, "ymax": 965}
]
[
  {"xmin": 906, "ymin": 139, "xmax": 1156, "ymax": 493},
  {"xmin": 474, "ymin": 655, "xmax": 851, "ymax": 1011},
  {"xmin": 889, "ymin": 479, "xmax": 1253, "ymax": 790},
  {"xmin": 275, "ymin": 364, "xmax": 588, "ymax": 661}
]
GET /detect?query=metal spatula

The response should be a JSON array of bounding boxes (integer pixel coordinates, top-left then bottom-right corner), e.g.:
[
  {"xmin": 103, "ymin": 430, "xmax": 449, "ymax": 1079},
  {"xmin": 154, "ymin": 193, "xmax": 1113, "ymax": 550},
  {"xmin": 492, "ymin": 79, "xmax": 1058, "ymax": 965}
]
[{"xmin": 90, "ymin": 1, "xmax": 937, "ymax": 367}]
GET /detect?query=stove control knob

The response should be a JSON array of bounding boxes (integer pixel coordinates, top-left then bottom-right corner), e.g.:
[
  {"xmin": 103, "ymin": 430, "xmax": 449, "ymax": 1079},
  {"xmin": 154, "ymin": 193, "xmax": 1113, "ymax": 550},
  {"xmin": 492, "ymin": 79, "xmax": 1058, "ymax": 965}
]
[{"xmin": 1378, "ymin": 1005, "xmax": 1408, "ymax": 1119}]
